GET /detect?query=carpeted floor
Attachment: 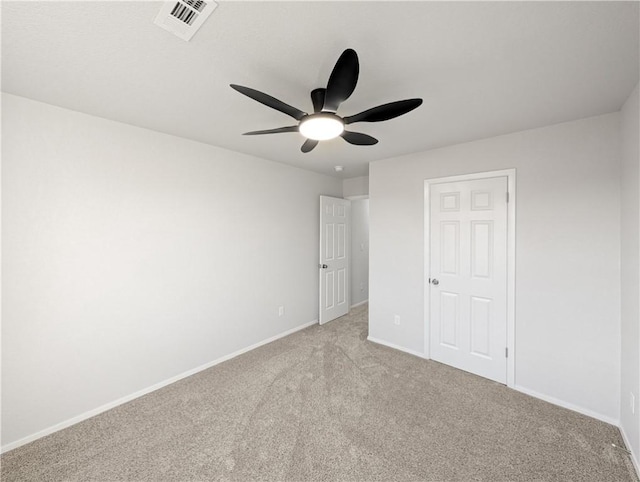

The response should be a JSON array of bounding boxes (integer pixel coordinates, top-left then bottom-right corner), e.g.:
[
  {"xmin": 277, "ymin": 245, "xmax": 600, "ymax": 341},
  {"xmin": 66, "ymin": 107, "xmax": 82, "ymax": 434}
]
[{"xmin": 1, "ymin": 303, "xmax": 637, "ymax": 481}]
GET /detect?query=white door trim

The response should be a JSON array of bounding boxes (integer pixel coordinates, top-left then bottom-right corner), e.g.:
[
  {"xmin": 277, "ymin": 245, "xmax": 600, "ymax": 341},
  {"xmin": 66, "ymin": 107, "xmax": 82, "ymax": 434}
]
[{"xmin": 424, "ymin": 169, "xmax": 516, "ymax": 388}]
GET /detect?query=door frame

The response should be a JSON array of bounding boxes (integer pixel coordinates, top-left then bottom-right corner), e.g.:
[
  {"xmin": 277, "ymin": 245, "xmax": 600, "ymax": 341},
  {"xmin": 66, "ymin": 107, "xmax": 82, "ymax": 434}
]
[{"xmin": 423, "ymin": 169, "xmax": 516, "ymax": 388}]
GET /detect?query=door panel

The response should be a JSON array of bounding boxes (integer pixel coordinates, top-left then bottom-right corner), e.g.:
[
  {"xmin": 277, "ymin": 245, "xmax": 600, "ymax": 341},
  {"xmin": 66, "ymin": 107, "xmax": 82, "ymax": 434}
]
[
  {"xmin": 325, "ymin": 224, "xmax": 334, "ymax": 260},
  {"xmin": 441, "ymin": 222, "xmax": 459, "ymax": 275},
  {"xmin": 471, "ymin": 221, "xmax": 492, "ymax": 278},
  {"xmin": 429, "ymin": 177, "xmax": 508, "ymax": 383},
  {"xmin": 470, "ymin": 296, "xmax": 491, "ymax": 357},
  {"xmin": 440, "ymin": 291, "xmax": 459, "ymax": 348},
  {"xmin": 320, "ymin": 196, "xmax": 351, "ymax": 324}
]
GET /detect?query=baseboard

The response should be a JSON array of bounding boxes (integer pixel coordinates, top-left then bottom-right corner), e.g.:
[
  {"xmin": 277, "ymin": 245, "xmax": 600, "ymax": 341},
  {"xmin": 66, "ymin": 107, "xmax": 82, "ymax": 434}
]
[
  {"xmin": 619, "ymin": 425, "xmax": 640, "ymax": 478},
  {"xmin": 514, "ymin": 385, "xmax": 619, "ymax": 426},
  {"xmin": 367, "ymin": 336, "xmax": 426, "ymax": 359},
  {"xmin": 1, "ymin": 319, "xmax": 318, "ymax": 454},
  {"xmin": 365, "ymin": 339, "xmax": 619, "ymax": 429},
  {"xmin": 350, "ymin": 299, "xmax": 368, "ymax": 309}
]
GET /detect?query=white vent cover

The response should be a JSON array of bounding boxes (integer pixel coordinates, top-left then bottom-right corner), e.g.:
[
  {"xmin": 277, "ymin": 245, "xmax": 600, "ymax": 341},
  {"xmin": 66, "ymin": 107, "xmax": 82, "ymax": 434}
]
[{"xmin": 154, "ymin": 0, "xmax": 218, "ymax": 42}]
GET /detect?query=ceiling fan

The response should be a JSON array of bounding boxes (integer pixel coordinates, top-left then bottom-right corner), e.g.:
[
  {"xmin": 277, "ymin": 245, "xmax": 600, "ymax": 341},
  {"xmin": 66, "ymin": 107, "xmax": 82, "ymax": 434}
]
[{"xmin": 230, "ymin": 49, "xmax": 423, "ymax": 153}]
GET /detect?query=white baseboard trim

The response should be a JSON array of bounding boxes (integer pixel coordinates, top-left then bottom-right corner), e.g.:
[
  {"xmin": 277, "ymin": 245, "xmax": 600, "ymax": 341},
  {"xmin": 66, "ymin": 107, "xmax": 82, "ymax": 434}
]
[
  {"xmin": 365, "ymin": 339, "xmax": 619, "ymax": 430},
  {"xmin": 619, "ymin": 425, "xmax": 640, "ymax": 478},
  {"xmin": 1, "ymin": 319, "xmax": 318, "ymax": 454},
  {"xmin": 513, "ymin": 385, "xmax": 619, "ymax": 426},
  {"xmin": 367, "ymin": 336, "xmax": 426, "ymax": 359},
  {"xmin": 350, "ymin": 299, "xmax": 369, "ymax": 309}
]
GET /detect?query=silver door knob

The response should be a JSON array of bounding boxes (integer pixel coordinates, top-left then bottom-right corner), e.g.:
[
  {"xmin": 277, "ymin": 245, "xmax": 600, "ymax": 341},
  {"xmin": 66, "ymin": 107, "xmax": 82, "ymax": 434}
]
[
  {"xmin": 319, "ymin": 264, "xmax": 328, "ymax": 269},
  {"xmin": 431, "ymin": 278, "xmax": 439, "ymax": 285}
]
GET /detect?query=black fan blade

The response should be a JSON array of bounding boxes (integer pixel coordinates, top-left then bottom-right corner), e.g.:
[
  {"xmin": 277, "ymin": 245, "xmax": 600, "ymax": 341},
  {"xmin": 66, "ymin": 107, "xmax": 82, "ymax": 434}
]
[
  {"xmin": 311, "ymin": 88, "xmax": 326, "ymax": 113},
  {"xmin": 230, "ymin": 84, "xmax": 306, "ymax": 121},
  {"xmin": 341, "ymin": 131, "xmax": 378, "ymax": 146},
  {"xmin": 323, "ymin": 49, "xmax": 359, "ymax": 112},
  {"xmin": 344, "ymin": 99, "xmax": 423, "ymax": 124},
  {"xmin": 244, "ymin": 126, "xmax": 299, "ymax": 135},
  {"xmin": 301, "ymin": 139, "xmax": 319, "ymax": 153}
]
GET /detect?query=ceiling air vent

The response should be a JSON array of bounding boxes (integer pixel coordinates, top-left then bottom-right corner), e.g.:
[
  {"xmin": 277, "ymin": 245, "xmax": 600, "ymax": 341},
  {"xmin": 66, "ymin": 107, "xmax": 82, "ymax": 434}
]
[{"xmin": 154, "ymin": 0, "xmax": 217, "ymax": 42}]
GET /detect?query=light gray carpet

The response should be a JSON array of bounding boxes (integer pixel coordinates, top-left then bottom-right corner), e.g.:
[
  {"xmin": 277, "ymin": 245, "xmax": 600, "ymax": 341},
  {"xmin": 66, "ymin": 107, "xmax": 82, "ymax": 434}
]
[{"xmin": 2, "ymin": 304, "xmax": 636, "ymax": 481}]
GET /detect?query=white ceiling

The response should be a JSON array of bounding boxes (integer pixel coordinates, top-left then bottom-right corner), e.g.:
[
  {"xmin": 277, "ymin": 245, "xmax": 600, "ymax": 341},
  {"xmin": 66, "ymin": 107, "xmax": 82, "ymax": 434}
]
[{"xmin": 2, "ymin": 1, "xmax": 638, "ymax": 178}]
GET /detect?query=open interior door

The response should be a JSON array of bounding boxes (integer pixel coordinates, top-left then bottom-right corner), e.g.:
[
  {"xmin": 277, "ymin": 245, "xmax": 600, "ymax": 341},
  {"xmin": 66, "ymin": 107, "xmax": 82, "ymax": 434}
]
[{"xmin": 319, "ymin": 195, "xmax": 351, "ymax": 324}]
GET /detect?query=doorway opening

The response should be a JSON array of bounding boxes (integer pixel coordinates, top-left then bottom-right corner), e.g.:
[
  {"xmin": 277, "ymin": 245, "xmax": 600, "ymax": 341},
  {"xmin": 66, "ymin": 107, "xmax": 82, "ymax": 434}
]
[
  {"xmin": 348, "ymin": 196, "xmax": 369, "ymax": 310},
  {"xmin": 318, "ymin": 193, "xmax": 369, "ymax": 325}
]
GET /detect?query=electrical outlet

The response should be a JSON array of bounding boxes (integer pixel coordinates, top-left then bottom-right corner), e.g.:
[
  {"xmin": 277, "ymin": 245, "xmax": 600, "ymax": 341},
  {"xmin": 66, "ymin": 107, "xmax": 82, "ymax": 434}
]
[
  {"xmin": 278, "ymin": 306, "xmax": 284, "ymax": 317},
  {"xmin": 631, "ymin": 392, "xmax": 635, "ymax": 415},
  {"xmin": 394, "ymin": 315, "xmax": 401, "ymax": 326},
  {"xmin": 360, "ymin": 282, "xmax": 365, "ymax": 292}
]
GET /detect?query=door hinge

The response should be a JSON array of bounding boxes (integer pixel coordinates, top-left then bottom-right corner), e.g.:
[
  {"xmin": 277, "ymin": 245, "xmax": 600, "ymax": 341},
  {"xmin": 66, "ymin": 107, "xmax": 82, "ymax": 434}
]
[
  {"xmin": 505, "ymin": 347, "xmax": 508, "ymax": 358},
  {"xmin": 506, "ymin": 192, "xmax": 510, "ymax": 203}
]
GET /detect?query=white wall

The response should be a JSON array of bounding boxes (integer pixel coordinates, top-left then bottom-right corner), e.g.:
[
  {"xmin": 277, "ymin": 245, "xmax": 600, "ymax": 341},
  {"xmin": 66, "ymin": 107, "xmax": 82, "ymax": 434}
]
[
  {"xmin": 1, "ymin": 94, "xmax": 342, "ymax": 448},
  {"xmin": 620, "ymin": 82, "xmax": 640, "ymax": 462},
  {"xmin": 343, "ymin": 176, "xmax": 368, "ymax": 198},
  {"xmin": 369, "ymin": 113, "xmax": 621, "ymax": 422},
  {"xmin": 350, "ymin": 199, "xmax": 369, "ymax": 307}
]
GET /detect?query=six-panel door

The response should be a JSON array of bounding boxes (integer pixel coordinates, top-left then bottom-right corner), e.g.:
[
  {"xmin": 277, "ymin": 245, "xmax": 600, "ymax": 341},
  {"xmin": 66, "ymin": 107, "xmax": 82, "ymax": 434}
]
[
  {"xmin": 429, "ymin": 177, "xmax": 508, "ymax": 384},
  {"xmin": 319, "ymin": 196, "xmax": 350, "ymax": 325}
]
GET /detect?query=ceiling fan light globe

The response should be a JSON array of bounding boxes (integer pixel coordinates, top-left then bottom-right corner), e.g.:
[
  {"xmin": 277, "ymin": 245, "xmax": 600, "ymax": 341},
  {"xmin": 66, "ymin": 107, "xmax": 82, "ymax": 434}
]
[{"xmin": 299, "ymin": 114, "xmax": 344, "ymax": 141}]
